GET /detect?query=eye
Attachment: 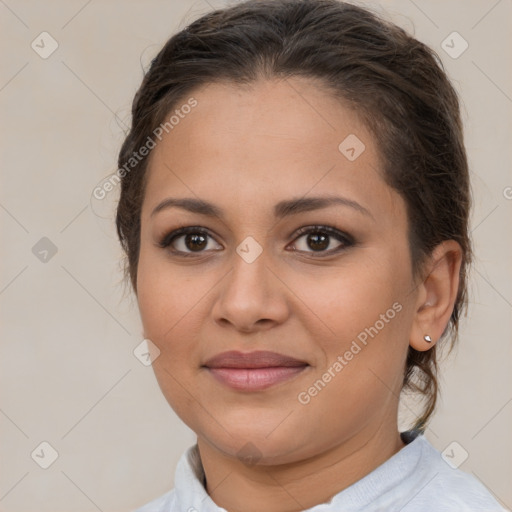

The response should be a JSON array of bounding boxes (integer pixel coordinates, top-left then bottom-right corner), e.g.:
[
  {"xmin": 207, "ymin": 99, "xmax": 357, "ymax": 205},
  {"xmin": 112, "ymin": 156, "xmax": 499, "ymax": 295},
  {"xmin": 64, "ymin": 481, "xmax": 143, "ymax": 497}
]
[
  {"xmin": 158, "ymin": 226, "xmax": 222, "ymax": 257},
  {"xmin": 289, "ymin": 225, "xmax": 354, "ymax": 256},
  {"xmin": 158, "ymin": 225, "xmax": 354, "ymax": 258}
]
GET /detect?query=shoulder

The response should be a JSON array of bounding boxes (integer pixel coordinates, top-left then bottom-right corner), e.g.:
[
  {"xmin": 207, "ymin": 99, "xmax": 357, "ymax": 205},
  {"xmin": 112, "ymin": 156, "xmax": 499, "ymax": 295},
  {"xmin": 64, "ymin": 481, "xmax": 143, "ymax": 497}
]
[
  {"xmin": 132, "ymin": 489, "xmax": 176, "ymax": 512},
  {"xmin": 402, "ymin": 435, "xmax": 506, "ymax": 511},
  {"xmin": 132, "ymin": 443, "xmax": 208, "ymax": 512}
]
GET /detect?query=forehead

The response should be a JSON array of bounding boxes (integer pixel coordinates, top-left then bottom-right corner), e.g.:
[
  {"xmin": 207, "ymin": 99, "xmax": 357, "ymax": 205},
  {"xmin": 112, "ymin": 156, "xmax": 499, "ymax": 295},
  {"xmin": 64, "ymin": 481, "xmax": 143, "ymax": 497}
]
[
  {"xmin": 142, "ymin": 77, "xmax": 403, "ymax": 223},
  {"xmin": 160, "ymin": 77, "xmax": 371, "ymax": 162}
]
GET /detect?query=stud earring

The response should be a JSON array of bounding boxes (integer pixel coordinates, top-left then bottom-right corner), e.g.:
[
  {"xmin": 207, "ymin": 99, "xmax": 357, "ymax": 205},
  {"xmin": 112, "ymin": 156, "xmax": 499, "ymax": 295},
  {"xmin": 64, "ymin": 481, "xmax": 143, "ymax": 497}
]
[{"xmin": 424, "ymin": 335, "xmax": 432, "ymax": 343}]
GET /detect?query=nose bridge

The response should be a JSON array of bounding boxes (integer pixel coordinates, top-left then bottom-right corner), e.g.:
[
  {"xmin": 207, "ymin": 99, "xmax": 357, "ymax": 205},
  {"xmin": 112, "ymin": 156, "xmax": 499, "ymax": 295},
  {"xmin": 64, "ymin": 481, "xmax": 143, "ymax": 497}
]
[
  {"xmin": 213, "ymin": 237, "xmax": 288, "ymax": 331},
  {"xmin": 227, "ymin": 239, "xmax": 272, "ymax": 305}
]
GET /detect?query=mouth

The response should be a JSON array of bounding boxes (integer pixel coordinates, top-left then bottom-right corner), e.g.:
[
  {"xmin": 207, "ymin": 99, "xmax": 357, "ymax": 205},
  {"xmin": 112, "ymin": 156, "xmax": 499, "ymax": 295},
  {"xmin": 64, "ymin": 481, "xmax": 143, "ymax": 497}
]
[{"xmin": 202, "ymin": 350, "xmax": 309, "ymax": 391}]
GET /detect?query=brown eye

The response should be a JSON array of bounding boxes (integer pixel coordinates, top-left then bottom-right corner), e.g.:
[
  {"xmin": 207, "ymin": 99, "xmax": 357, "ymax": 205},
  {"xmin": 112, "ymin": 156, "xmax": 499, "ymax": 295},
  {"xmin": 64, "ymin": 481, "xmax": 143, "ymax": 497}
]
[
  {"xmin": 183, "ymin": 233, "xmax": 208, "ymax": 252},
  {"xmin": 304, "ymin": 232, "xmax": 330, "ymax": 251},
  {"xmin": 290, "ymin": 226, "xmax": 354, "ymax": 256},
  {"xmin": 158, "ymin": 227, "xmax": 222, "ymax": 256}
]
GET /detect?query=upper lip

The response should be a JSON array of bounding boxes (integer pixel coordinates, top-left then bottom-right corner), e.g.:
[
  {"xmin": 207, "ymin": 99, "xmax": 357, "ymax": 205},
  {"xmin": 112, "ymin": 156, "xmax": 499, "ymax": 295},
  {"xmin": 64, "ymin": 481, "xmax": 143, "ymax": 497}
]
[{"xmin": 203, "ymin": 350, "xmax": 308, "ymax": 369}]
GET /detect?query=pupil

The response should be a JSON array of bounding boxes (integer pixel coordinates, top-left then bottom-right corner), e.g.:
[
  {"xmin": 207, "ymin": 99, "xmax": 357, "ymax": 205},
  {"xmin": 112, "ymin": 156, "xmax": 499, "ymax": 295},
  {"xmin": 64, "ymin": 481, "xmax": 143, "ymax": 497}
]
[
  {"xmin": 186, "ymin": 233, "xmax": 207, "ymax": 251},
  {"xmin": 308, "ymin": 233, "xmax": 328, "ymax": 251}
]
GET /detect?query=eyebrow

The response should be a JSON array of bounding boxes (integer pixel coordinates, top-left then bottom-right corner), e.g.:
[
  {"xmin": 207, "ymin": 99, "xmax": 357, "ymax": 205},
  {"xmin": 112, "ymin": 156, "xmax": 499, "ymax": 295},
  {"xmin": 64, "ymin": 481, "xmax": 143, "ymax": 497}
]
[{"xmin": 150, "ymin": 195, "xmax": 373, "ymax": 220}]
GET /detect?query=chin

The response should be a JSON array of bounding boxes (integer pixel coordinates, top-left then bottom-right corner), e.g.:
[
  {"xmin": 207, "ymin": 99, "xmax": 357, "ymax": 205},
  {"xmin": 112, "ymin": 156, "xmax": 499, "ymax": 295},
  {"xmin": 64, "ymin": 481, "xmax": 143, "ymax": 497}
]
[{"xmin": 195, "ymin": 419, "xmax": 310, "ymax": 466}]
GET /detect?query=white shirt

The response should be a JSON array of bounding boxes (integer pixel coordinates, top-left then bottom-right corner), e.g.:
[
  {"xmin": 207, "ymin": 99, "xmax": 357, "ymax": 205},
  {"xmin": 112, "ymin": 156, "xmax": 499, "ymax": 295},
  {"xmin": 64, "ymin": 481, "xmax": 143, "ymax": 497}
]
[{"xmin": 134, "ymin": 430, "xmax": 507, "ymax": 511}]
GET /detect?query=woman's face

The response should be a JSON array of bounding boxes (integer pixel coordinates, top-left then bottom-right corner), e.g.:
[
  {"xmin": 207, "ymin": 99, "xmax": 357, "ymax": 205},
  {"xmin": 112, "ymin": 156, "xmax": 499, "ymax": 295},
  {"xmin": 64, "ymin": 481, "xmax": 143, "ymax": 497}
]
[{"xmin": 137, "ymin": 77, "xmax": 419, "ymax": 464}]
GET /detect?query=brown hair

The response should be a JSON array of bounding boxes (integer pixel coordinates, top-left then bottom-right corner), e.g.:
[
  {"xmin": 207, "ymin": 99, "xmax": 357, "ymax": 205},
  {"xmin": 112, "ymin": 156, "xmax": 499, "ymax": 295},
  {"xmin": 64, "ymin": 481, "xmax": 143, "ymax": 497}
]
[{"xmin": 115, "ymin": 0, "xmax": 471, "ymax": 432}]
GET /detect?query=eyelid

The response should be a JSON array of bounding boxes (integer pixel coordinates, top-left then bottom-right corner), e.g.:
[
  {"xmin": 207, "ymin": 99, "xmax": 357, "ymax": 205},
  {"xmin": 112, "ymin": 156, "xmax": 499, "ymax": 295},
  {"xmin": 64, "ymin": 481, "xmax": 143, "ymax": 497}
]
[
  {"xmin": 292, "ymin": 225, "xmax": 353, "ymax": 243},
  {"xmin": 289, "ymin": 225, "xmax": 354, "ymax": 255},
  {"xmin": 158, "ymin": 224, "xmax": 354, "ymax": 258},
  {"xmin": 157, "ymin": 226, "xmax": 221, "ymax": 251}
]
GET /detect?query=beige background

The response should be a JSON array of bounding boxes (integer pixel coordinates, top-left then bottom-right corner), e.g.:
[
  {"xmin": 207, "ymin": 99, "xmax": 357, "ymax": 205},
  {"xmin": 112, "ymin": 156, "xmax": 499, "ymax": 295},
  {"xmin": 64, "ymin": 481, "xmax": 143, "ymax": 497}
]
[{"xmin": 1, "ymin": 0, "xmax": 511, "ymax": 510}]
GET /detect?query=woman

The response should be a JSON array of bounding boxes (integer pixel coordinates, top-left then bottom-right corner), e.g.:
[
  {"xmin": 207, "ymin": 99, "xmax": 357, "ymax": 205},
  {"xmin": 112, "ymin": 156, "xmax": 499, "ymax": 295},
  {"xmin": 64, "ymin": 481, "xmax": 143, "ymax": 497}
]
[{"xmin": 116, "ymin": 0, "xmax": 506, "ymax": 510}]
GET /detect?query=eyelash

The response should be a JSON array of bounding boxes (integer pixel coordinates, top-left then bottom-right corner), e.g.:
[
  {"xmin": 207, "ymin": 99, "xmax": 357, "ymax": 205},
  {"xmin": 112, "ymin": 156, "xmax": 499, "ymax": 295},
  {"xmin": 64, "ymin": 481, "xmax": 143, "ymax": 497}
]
[{"xmin": 157, "ymin": 225, "xmax": 355, "ymax": 258}]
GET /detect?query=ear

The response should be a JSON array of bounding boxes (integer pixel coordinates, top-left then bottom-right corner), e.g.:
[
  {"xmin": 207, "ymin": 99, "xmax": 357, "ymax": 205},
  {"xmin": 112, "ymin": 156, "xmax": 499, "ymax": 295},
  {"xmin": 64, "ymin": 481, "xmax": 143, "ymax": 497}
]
[{"xmin": 409, "ymin": 240, "xmax": 463, "ymax": 352}]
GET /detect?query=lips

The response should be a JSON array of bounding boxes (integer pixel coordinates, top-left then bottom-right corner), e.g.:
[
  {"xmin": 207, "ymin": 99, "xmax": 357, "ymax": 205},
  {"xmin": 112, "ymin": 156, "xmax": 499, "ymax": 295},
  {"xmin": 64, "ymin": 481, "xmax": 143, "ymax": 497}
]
[
  {"xmin": 203, "ymin": 350, "xmax": 308, "ymax": 369},
  {"xmin": 202, "ymin": 351, "xmax": 309, "ymax": 391}
]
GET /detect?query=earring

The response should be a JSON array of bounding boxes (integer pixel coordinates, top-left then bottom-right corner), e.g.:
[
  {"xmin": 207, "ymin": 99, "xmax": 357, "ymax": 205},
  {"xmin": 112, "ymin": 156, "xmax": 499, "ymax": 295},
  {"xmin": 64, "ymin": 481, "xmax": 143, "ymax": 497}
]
[{"xmin": 424, "ymin": 335, "xmax": 432, "ymax": 343}]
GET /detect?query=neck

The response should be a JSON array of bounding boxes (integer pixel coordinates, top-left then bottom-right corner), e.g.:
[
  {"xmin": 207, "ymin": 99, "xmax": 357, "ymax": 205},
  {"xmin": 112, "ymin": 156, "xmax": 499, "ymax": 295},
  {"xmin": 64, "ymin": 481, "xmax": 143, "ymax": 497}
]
[{"xmin": 197, "ymin": 423, "xmax": 406, "ymax": 512}]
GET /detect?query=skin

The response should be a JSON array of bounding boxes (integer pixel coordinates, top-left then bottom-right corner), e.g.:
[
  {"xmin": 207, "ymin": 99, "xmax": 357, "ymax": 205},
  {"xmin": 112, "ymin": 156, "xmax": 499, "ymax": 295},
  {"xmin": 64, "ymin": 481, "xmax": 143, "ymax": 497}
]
[{"xmin": 136, "ymin": 77, "xmax": 462, "ymax": 512}]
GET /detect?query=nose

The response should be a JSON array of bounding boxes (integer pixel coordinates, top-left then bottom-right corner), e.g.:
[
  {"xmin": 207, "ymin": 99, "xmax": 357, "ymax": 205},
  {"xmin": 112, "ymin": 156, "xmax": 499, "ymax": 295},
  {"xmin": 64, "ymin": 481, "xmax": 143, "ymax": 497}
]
[{"xmin": 211, "ymin": 247, "xmax": 290, "ymax": 334}]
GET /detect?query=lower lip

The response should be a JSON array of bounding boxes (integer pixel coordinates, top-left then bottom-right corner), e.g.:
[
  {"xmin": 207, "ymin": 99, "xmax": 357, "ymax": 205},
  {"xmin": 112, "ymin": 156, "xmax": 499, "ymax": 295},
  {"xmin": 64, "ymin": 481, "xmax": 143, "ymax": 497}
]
[{"xmin": 206, "ymin": 366, "xmax": 307, "ymax": 391}]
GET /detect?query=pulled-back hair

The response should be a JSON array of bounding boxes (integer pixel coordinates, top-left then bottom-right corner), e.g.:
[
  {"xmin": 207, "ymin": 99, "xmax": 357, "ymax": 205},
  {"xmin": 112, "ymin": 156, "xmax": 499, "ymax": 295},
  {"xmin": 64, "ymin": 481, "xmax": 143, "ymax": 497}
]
[{"xmin": 116, "ymin": 0, "xmax": 471, "ymax": 432}]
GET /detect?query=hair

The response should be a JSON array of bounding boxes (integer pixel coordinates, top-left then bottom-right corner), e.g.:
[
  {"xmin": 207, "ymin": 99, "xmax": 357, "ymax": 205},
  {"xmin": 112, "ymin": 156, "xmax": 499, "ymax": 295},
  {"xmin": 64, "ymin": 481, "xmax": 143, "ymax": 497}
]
[{"xmin": 115, "ymin": 0, "xmax": 471, "ymax": 432}]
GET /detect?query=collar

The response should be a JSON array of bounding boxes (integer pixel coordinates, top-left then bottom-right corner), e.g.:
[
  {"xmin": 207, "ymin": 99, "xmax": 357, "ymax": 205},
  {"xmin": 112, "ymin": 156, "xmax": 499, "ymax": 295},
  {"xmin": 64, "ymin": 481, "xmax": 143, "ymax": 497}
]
[{"xmin": 174, "ymin": 430, "xmax": 424, "ymax": 512}]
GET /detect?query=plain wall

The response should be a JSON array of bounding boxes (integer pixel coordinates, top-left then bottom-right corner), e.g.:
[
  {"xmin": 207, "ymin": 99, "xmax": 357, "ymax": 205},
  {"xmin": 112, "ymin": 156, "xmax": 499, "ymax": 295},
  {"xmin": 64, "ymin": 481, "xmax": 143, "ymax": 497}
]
[{"xmin": 1, "ymin": 0, "xmax": 511, "ymax": 510}]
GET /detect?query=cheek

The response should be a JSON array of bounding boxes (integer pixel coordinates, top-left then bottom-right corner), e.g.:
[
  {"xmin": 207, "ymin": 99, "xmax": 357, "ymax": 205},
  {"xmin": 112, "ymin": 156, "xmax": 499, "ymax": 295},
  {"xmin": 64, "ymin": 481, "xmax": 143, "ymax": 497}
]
[
  {"xmin": 136, "ymin": 254, "xmax": 205, "ymax": 409},
  {"xmin": 293, "ymin": 262, "xmax": 410, "ymax": 427},
  {"xmin": 136, "ymin": 250, "xmax": 202, "ymax": 341},
  {"xmin": 300, "ymin": 257, "xmax": 408, "ymax": 341},
  {"xmin": 136, "ymin": 259, "xmax": 169, "ymax": 340},
  {"xmin": 294, "ymin": 253, "xmax": 412, "ymax": 404},
  {"xmin": 135, "ymin": 251, "xmax": 222, "ymax": 397}
]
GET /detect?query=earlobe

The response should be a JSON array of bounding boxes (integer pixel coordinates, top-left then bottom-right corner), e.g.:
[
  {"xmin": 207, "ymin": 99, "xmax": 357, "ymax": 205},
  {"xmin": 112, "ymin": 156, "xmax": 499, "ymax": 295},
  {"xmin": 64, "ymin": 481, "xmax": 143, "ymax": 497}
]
[
  {"xmin": 410, "ymin": 333, "xmax": 436, "ymax": 352},
  {"xmin": 409, "ymin": 240, "xmax": 463, "ymax": 352}
]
